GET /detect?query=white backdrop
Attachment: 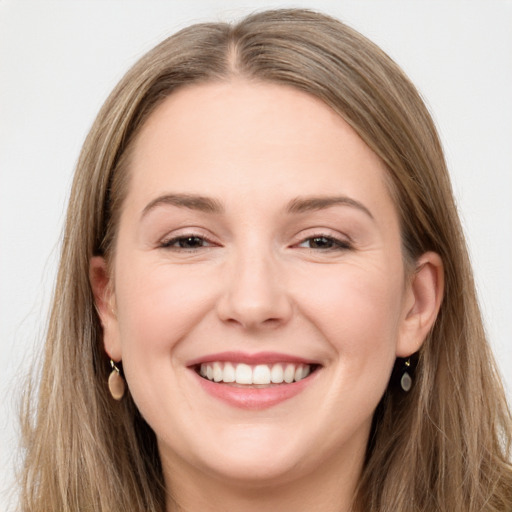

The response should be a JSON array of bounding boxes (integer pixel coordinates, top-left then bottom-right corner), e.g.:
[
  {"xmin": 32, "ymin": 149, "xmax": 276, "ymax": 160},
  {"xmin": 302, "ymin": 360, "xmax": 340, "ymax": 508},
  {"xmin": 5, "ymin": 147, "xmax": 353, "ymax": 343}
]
[{"xmin": 1, "ymin": 0, "xmax": 511, "ymax": 507}]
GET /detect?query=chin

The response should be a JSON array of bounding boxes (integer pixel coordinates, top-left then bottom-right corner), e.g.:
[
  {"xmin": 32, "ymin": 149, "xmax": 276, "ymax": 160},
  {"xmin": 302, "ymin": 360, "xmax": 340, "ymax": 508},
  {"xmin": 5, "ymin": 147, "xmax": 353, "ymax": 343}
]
[
  {"xmin": 199, "ymin": 449, "xmax": 308, "ymax": 487},
  {"xmin": 160, "ymin": 421, "xmax": 317, "ymax": 487}
]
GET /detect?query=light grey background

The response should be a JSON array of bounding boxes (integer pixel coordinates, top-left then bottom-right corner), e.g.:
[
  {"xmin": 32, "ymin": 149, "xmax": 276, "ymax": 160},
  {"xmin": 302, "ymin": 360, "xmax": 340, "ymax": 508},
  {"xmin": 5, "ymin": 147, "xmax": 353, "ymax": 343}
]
[{"xmin": 1, "ymin": 1, "xmax": 511, "ymax": 508}]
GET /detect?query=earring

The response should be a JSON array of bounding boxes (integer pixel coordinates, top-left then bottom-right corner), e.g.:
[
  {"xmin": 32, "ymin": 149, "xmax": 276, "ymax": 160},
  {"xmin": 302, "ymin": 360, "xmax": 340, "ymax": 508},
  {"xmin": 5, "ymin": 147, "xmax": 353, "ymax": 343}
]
[
  {"xmin": 400, "ymin": 358, "xmax": 412, "ymax": 392},
  {"xmin": 108, "ymin": 359, "xmax": 126, "ymax": 400}
]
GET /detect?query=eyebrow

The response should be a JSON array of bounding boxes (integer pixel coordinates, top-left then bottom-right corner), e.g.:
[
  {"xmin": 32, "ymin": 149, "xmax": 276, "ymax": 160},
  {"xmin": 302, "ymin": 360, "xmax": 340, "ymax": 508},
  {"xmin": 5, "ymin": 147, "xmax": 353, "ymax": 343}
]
[
  {"xmin": 141, "ymin": 193, "xmax": 373, "ymax": 220},
  {"xmin": 142, "ymin": 193, "xmax": 224, "ymax": 217},
  {"xmin": 286, "ymin": 196, "xmax": 374, "ymax": 219}
]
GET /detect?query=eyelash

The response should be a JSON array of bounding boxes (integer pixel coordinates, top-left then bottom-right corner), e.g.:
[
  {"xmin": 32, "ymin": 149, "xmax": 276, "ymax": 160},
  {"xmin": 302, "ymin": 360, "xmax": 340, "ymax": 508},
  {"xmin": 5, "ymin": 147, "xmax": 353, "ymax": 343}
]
[
  {"xmin": 159, "ymin": 233, "xmax": 351, "ymax": 252},
  {"xmin": 160, "ymin": 234, "xmax": 216, "ymax": 251},
  {"xmin": 296, "ymin": 235, "xmax": 352, "ymax": 251}
]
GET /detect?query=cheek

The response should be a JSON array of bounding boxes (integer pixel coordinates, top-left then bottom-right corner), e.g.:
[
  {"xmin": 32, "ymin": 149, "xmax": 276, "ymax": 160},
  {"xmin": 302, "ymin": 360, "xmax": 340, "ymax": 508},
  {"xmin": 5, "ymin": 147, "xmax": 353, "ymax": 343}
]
[
  {"xmin": 113, "ymin": 260, "xmax": 217, "ymax": 355},
  {"xmin": 295, "ymin": 261, "xmax": 404, "ymax": 365},
  {"xmin": 112, "ymin": 260, "xmax": 219, "ymax": 414}
]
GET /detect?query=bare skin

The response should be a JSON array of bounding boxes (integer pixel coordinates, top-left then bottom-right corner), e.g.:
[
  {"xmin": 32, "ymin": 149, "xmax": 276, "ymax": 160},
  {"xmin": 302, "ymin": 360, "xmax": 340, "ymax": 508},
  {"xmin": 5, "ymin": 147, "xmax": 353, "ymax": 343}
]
[{"xmin": 90, "ymin": 80, "xmax": 443, "ymax": 512}]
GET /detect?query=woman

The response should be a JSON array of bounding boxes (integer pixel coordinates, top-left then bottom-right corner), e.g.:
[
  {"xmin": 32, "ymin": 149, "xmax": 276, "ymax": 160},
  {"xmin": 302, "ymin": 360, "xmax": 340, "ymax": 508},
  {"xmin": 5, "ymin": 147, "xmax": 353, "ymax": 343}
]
[{"xmin": 19, "ymin": 8, "xmax": 512, "ymax": 512}]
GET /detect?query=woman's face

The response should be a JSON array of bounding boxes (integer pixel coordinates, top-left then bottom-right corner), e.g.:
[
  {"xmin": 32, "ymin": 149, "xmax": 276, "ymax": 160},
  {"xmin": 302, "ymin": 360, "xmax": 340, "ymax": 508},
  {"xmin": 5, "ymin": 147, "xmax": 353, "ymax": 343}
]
[{"xmin": 94, "ymin": 81, "xmax": 431, "ymax": 487}]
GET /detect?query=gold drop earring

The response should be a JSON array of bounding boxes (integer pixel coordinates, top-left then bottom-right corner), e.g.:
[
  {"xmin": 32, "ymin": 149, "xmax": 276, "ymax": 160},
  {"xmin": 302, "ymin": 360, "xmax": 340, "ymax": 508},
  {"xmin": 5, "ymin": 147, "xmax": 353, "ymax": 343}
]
[{"xmin": 108, "ymin": 359, "xmax": 126, "ymax": 400}]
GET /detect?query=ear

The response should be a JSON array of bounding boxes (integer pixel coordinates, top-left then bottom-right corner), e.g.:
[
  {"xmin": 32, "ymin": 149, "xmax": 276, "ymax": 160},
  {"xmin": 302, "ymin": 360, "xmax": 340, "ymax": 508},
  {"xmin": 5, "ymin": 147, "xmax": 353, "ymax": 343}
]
[
  {"xmin": 89, "ymin": 256, "xmax": 122, "ymax": 361},
  {"xmin": 396, "ymin": 251, "xmax": 444, "ymax": 358}
]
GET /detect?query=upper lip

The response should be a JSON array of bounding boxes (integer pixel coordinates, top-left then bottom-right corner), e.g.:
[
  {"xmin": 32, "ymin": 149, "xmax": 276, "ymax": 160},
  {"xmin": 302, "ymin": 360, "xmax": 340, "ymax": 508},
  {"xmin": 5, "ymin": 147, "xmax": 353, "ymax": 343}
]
[{"xmin": 186, "ymin": 351, "xmax": 321, "ymax": 367}]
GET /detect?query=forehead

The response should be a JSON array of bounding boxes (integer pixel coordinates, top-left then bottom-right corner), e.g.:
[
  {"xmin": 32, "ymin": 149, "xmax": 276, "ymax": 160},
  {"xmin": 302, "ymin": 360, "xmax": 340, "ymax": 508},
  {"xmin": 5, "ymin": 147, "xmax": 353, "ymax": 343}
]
[{"xmin": 126, "ymin": 80, "xmax": 395, "ymax": 217}]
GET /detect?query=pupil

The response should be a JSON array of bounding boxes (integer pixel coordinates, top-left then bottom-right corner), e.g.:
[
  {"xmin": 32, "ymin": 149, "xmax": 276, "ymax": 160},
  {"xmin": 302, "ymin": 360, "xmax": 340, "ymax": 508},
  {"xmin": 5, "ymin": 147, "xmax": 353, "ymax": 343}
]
[
  {"xmin": 311, "ymin": 237, "xmax": 332, "ymax": 248},
  {"xmin": 180, "ymin": 236, "xmax": 202, "ymax": 248}
]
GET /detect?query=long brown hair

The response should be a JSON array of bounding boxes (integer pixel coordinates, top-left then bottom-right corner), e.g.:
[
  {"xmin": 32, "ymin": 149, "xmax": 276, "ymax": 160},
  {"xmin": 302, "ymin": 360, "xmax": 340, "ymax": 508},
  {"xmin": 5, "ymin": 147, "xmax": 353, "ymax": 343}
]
[{"xmin": 20, "ymin": 8, "xmax": 512, "ymax": 511}]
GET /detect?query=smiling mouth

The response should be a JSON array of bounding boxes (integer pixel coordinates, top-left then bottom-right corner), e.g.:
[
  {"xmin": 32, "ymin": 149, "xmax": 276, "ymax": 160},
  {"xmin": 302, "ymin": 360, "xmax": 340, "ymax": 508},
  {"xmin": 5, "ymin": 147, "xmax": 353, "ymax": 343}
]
[{"xmin": 195, "ymin": 362, "xmax": 318, "ymax": 387}]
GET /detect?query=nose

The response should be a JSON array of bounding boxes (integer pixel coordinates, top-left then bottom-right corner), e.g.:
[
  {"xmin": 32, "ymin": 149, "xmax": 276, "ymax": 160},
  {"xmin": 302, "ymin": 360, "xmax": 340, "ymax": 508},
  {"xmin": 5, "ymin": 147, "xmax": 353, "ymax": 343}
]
[{"xmin": 216, "ymin": 247, "xmax": 293, "ymax": 330}]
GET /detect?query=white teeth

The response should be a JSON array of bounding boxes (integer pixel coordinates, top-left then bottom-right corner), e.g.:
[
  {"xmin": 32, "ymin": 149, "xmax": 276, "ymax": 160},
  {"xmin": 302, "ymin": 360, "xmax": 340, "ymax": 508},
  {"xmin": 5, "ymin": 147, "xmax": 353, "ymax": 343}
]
[
  {"xmin": 253, "ymin": 364, "xmax": 271, "ymax": 385},
  {"xmin": 235, "ymin": 363, "xmax": 253, "ymax": 384},
  {"xmin": 223, "ymin": 362, "xmax": 235, "ymax": 383},
  {"xmin": 283, "ymin": 364, "xmax": 295, "ymax": 383},
  {"xmin": 270, "ymin": 364, "xmax": 284, "ymax": 384},
  {"xmin": 213, "ymin": 362, "xmax": 223, "ymax": 382},
  {"xmin": 198, "ymin": 362, "xmax": 313, "ymax": 385}
]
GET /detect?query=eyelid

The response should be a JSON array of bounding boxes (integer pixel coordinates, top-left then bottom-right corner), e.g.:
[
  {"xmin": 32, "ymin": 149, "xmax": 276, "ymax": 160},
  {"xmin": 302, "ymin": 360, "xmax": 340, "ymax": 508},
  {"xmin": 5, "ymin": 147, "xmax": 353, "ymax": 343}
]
[
  {"xmin": 160, "ymin": 236, "xmax": 211, "ymax": 250},
  {"xmin": 159, "ymin": 228, "xmax": 220, "ymax": 250},
  {"xmin": 291, "ymin": 228, "xmax": 353, "ymax": 248},
  {"xmin": 296, "ymin": 236, "xmax": 352, "ymax": 251},
  {"xmin": 157, "ymin": 227, "xmax": 352, "ymax": 251}
]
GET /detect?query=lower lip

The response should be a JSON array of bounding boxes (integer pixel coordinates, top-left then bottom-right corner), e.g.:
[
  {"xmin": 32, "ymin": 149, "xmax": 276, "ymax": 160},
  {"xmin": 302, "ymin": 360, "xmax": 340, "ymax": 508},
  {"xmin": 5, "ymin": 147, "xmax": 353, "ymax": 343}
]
[{"xmin": 192, "ymin": 370, "xmax": 318, "ymax": 410}]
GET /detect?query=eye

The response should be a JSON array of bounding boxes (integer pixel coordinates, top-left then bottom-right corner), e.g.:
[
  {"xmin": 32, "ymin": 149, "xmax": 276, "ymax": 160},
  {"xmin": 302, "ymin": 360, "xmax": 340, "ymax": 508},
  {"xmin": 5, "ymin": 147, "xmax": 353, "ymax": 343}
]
[
  {"xmin": 297, "ymin": 235, "xmax": 351, "ymax": 251},
  {"xmin": 160, "ymin": 235, "xmax": 213, "ymax": 250}
]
